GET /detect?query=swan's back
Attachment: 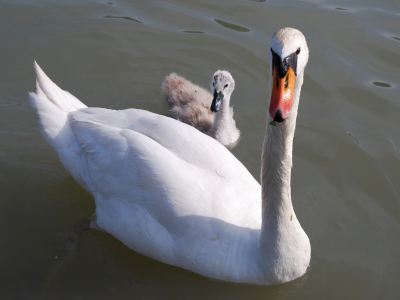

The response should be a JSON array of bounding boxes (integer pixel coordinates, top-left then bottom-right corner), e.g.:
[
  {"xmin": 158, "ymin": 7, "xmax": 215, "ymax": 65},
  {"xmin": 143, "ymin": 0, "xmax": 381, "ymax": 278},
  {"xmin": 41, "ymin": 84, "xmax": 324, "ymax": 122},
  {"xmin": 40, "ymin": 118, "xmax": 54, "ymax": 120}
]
[
  {"xmin": 45, "ymin": 107, "xmax": 260, "ymax": 282},
  {"xmin": 162, "ymin": 73, "xmax": 214, "ymax": 134}
]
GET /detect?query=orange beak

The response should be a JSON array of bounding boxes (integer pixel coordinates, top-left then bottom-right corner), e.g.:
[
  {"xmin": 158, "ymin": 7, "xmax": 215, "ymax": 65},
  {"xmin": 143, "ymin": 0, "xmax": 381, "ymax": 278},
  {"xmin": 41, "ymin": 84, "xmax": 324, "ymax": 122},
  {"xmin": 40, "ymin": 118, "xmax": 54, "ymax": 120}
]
[{"xmin": 269, "ymin": 66, "xmax": 296, "ymax": 122}]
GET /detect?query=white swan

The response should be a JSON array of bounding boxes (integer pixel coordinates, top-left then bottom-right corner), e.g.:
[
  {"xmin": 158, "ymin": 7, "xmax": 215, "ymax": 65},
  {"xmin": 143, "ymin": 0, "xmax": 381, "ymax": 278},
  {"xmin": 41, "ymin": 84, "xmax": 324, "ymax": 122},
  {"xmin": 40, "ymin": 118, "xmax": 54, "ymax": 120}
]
[
  {"xmin": 162, "ymin": 70, "xmax": 240, "ymax": 146},
  {"xmin": 28, "ymin": 27, "xmax": 310, "ymax": 285}
]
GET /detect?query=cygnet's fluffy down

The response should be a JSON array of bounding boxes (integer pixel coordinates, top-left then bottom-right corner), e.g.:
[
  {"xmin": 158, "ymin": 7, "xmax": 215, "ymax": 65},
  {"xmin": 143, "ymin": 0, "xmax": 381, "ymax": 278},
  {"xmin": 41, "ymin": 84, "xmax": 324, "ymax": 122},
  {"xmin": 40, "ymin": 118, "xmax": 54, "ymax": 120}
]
[{"xmin": 162, "ymin": 71, "xmax": 240, "ymax": 146}]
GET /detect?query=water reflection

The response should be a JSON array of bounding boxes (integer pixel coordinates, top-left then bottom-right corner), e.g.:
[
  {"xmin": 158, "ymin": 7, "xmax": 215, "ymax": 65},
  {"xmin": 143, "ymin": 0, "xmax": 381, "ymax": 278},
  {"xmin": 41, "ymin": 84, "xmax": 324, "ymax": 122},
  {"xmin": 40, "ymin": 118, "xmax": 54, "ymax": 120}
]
[
  {"xmin": 373, "ymin": 81, "xmax": 391, "ymax": 88},
  {"xmin": 214, "ymin": 19, "xmax": 250, "ymax": 32},
  {"xmin": 348, "ymin": 132, "xmax": 361, "ymax": 146},
  {"xmin": 182, "ymin": 30, "xmax": 204, "ymax": 34},
  {"xmin": 104, "ymin": 15, "xmax": 142, "ymax": 23}
]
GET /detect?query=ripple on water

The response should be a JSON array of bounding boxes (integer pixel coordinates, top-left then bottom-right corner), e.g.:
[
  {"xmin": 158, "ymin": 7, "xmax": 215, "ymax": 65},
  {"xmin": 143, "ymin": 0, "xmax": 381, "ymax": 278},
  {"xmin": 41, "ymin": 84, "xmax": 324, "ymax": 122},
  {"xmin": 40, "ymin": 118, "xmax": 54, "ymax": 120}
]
[
  {"xmin": 348, "ymin": 132, "xmax": 361, "ymax": 146},
  {"xmin": 373, "ymin": 81, "xmax": 391, "ymax": 88},
  {"xmin": 104, "ymin": 15, "xmax": 142, "ymax": 23},
  {"xmin": 335, "ymin": 7, "xmax": 347, "ymax": 10},
  {"xmin": 182, "ymin": 31, "xmax": 204, "ymax": 34},
  {"xmin": 214, "ymin": 19, "xmax": 250, "ymax": 32},
  {"xmin": 392, "ymin": 37, "xmax": 400, "ymax": 41}
]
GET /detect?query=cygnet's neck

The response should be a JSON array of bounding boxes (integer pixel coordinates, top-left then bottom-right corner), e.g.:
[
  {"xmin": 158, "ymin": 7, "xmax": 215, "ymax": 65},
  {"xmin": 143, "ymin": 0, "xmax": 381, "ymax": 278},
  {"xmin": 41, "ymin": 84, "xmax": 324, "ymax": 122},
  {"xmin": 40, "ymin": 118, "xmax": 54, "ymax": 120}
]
[{"xmin": 212, "ymin": 92, "xmax": 239, "ymax": 145}]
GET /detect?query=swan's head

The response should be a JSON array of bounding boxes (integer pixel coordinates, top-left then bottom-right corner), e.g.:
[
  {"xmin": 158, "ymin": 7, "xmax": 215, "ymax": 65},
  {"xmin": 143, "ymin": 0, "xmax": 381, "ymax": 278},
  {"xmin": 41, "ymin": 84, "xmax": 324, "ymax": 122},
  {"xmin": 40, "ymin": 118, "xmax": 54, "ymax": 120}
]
[
  {"xmin": 210, "ymin": 70, "xmax": 235, "ymax": 112},
  {"xmin": 269, "ymin": 27, "xmax": 309, "ymax": 122}
]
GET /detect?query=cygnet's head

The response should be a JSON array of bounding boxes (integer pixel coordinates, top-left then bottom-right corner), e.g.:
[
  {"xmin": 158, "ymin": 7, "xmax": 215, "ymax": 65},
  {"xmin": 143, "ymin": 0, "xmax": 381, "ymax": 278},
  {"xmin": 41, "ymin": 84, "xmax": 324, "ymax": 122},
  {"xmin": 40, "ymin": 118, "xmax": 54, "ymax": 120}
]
[
  {"xmin": 269, "ymin": 27, "xmax": 309, "ymax": 122},
  {"xmin": 210, "ymin": 70, "xmax": 235, "ymax": 113}
]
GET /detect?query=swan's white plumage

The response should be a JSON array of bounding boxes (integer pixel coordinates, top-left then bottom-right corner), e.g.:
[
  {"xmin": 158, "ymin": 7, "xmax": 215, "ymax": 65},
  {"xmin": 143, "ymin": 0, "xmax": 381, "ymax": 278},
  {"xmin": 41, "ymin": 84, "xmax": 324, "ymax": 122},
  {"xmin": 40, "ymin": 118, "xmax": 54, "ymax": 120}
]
[{"xmin": 29, "ymin": 27, "xmax": 311, "ymax": 285}]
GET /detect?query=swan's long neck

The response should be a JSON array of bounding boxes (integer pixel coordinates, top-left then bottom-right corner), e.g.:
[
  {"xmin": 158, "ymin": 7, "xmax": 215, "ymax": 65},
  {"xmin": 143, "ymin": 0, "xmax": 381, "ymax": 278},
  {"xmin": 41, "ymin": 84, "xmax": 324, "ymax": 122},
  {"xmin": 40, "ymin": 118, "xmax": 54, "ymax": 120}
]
[
  {"xmin": 212, "ymin": 92, "xmax": 239, "ymax": 145},
  {"xmin": 259, "ymin": 72, "xmax": 306, "ymax": 262}
]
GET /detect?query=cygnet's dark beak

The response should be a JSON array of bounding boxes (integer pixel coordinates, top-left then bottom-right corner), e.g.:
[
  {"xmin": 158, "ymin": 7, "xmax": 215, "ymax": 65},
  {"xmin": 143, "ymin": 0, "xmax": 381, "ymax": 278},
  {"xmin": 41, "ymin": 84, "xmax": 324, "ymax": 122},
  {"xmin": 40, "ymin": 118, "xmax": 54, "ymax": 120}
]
[{"xmin": 211, "ymin": 90, "xmax": 224, "ymax": 112}]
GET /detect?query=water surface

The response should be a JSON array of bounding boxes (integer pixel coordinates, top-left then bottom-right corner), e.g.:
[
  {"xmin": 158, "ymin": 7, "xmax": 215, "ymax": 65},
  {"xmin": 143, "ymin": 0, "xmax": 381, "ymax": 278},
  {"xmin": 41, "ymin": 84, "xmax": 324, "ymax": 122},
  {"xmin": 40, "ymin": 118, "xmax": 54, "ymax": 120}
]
[{"xmin": 1, "ymin": 0, "xmax": 400, "ymax": 299}]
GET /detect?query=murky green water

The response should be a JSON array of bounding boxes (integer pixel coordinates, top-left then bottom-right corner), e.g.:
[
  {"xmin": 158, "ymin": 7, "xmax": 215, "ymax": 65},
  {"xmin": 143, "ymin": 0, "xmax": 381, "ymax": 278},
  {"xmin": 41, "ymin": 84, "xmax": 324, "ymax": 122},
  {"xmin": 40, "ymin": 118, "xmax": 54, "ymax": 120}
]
[{"xmin": 1, "ymin": 0, "xmax": 400, "ymax": 298}]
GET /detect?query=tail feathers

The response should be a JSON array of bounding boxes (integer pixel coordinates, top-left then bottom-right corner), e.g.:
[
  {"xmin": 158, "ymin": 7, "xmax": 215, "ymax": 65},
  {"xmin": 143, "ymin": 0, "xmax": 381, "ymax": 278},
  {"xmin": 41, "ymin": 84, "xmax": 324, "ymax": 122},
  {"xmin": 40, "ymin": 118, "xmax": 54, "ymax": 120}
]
[
  {"xmin": 161, "ymin": 73, "xmax": 211, "ymax": 109},
  {"xmin": 29, "ymin": 61, "xmax": 87, "ymax": 150},
  {"xmin": 34, "ymin": 61, "xmax": 87, "ymax": 113},
  {"xmin": 162, "ymin": 73, "xmax": 181, "ymax": 109},
  {"xmin": 162, "ymin": 73, "xmax": 196, "ymax": 108}
]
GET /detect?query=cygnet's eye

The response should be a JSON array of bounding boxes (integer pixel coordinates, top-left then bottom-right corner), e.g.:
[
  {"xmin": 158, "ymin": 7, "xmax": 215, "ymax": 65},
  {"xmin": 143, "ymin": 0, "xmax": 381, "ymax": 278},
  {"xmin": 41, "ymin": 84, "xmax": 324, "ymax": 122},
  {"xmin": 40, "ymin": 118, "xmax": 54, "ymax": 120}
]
[
  {"xmin": 224, "ymin": 84, "xmax": 228, "ymax": 89},
  {"xmin": 296, "ymin": 48, "xmax": 301, "ymax": 56}
]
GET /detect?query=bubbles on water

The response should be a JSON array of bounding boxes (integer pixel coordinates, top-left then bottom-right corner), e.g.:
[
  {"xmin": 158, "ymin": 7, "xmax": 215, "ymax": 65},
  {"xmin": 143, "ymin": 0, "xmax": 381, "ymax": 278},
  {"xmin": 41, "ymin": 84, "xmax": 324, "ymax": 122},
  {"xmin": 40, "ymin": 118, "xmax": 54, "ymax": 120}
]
[
  {"xmin": 373, "ymin": 82, "xmax": 391, "ymax": 88},
  {"xmin": 214, "ymin": 19, "xmax": 250, "ymax": 33}
]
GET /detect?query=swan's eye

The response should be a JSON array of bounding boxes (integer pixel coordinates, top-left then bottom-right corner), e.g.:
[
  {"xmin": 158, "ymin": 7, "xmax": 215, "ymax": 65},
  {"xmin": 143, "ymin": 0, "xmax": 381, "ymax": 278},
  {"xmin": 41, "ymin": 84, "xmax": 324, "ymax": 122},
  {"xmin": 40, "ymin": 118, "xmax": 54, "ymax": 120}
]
[
  {"xmin": 224, "ymin": 84, "xmax": 228, "ymax": 89},
  {"xmin": 296, "ymin": 48, "xmax": 301, "ymax": 56}
]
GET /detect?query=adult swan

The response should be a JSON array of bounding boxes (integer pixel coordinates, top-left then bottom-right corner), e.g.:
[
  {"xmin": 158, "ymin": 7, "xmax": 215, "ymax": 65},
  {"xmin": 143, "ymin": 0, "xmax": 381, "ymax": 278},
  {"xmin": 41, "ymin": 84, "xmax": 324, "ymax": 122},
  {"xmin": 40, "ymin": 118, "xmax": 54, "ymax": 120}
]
[{"xmin": 29, "ymin": 27, "xmax": 310, "ymax": 285}]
